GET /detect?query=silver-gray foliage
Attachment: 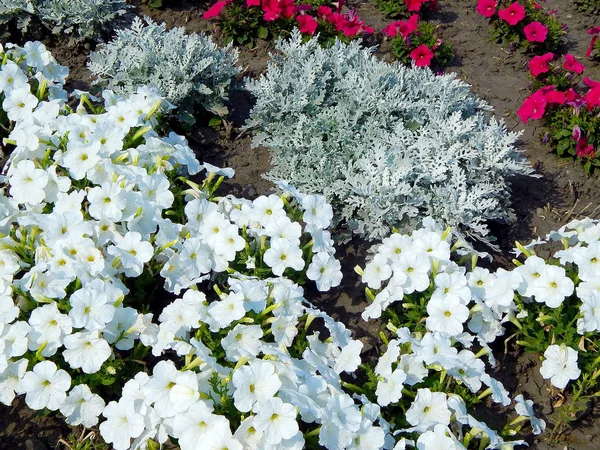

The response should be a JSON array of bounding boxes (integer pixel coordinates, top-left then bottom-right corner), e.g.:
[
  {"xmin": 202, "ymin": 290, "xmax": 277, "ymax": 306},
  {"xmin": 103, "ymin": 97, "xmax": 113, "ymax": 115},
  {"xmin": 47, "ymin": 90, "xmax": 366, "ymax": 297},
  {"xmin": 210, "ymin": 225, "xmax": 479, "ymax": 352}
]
[
  {"xmin": 88, "ymin": 17, "xmax": 241, "ymax": 117},
  {"xmin": 0, "ymin": 0, "xmax": 128, "ymax": 41},
  {"xmin": 36, "ymin": 0, "xmax": 129, "ymax": 41},
  {"xmin": 245, "ymin": 31, "xmax": 535, "ymax": 245},
  {"xmin": 0, "ymin": 0, "xmax": 35, "ymax": 32}
]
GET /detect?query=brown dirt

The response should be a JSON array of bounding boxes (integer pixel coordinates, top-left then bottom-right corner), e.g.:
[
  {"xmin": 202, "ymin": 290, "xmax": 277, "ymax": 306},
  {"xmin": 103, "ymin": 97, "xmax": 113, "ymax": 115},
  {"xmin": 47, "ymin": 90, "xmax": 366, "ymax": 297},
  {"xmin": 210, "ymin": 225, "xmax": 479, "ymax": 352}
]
[{"xmin": 2, "ymin": 0, "xmax": 600, "ymax": 448}]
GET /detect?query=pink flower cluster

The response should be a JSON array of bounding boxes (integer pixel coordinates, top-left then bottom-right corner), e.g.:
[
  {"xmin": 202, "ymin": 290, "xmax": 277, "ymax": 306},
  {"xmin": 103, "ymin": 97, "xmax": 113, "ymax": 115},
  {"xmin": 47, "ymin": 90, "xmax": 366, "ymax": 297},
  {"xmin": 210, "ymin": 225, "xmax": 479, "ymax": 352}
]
[
  {"xmin": 476, "ymin": 0, "xmax": 549, "ymax": 44},
  {"xmin": 203, "ymin": 0, "xmax": 373, "ymax": 37},
  {"xmin": 519, "ymin": 67, "xmax": 600, "ymax": 158},
  {"xmin": 588, "ymin": 26, "xmax": 600, "ymax": 58},
  {"xmin": 382, "ymin": 15, "xmax": 440, "ymax": 67}
]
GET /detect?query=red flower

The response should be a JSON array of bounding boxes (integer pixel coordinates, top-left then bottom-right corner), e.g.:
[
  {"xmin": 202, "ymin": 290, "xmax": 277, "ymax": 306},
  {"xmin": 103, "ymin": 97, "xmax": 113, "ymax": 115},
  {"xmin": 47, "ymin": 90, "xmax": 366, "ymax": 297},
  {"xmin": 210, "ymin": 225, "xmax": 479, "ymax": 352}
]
[
  {"xmin": 262, "ymin": 0, "xmax": 294, "ymax": 21},
  {"xmin": 203, "ymin": 0, "xmax": 231, "ymax": 18},
  {"xmin": 476, "ymin": 0, "xmax": 497, "ymax": 18},
  {"xmin": 410, "ymin": 45, "xmax": 434, "ymax": 67},
  {"xmin": 576, "ymin": 137, "xmax": 595, "ymax": 158},
  {"xmin": 382, "ymin": 15, "xmax": 418, "ymax": 38},
  {"xmin": 517, "ymin": 91, "xmax": 547, "ymax": 123},
  {"xmin": 317, "ymin": 5, "xmax": 333, "ymax": 19},
  {"xmin": 585, "ymin": 85, "xmax": 600, "ymax": 110},
  {"xmin": 545, "ymin": 89, "xmax": 565, "ymax": 104},
  {"xmin": 523, "ymin": 21, "xmax": 548, "ymax": 43},
  {"xmin": 537, "ymin": 85, "xmax": 565, "ymax": 104},
  {"xmin": 563, "ymin": 54, "xmax": 585, "ymax": 74},
  {"xmin": 297, "ymin": 15, "xmax": 318, "ymax": 35},
  {"xmin": 498, "ymin": 2, "xmax": 525, "ymax": 26},
  {"xmin": 246, "ymin": 0, "xmax": 260, "ymax": 6},
  {"xmin": 529, "ymin": 52, "xmax": 553, "ymax": 77},
  {"xmin": 405, "ymin": 0, "xmax": 425, "ymax": 12},
  {"xmin": 586, "ymin": 27, "xmax": 600, "ymax": 57}
]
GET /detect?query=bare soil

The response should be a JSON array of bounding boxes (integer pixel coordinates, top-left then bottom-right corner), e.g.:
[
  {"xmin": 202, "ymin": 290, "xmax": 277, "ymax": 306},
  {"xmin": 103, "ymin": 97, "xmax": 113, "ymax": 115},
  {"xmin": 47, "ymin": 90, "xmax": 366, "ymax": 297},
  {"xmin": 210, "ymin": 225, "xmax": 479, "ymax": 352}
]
[{"xmin": 2, "ymin": 0, "xmax": 600, "ymax": 448}]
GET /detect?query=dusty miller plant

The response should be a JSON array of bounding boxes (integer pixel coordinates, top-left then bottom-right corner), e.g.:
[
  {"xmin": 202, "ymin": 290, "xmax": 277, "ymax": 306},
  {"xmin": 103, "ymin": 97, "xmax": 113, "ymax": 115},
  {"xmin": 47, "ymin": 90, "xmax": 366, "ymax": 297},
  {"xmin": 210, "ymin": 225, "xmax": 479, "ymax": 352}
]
[
  {"xmin": 88, "ymin": 17, "xmax": 240, "ymax": 119},
  {"xmin": 0, "ymin": 0, "xmax": 128, "ymax": 42},
  {"xmin": 0, "ymin": 0, "xmax": 35, "ymax": 33},
  {"xmin": 245, "ymin": 30, "xmax": 535, "ymax": 246}
]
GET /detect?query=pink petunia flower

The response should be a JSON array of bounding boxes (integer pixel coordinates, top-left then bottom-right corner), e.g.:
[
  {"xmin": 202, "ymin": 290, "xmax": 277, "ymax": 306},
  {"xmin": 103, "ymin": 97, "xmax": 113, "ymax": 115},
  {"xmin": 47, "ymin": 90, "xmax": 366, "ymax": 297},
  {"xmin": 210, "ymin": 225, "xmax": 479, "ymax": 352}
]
[
  {"xmin": 246, "ymin": 0, "xmax": 261, "ymax": 6},
  {"xmin": 498, "ymin": 2, "xmax": 526, "ymax": 26},
  {"xmin": 523, "ymin": 21, "xmax": 548, "ymax": 43},
  {"xmin": 297, "ymin": 14, "xmax": 318, "ymax": 35},
  {"xmin": 563, "ymin": 54, "xmax": 585, "ymax": 74},
  {"xmin": 405, "ymin": 0, "xmax": 425, "ymax": 12},
  {"xmin": 476, "ymin": 0, "xmax": 497, "ymax": 18},
  {"xmin": 576, "ymin": 137, "xmax": 595, "ymax": 158},
  {"xmin": 517, "ymin": 91, "xmax": 547, "ymax": 122},
  {"xmin": 382, "ymin": 15, "xmax": 418, "ymax": 38},
  {"xmin": 529, "ymin": 52, "xmax": 554, "ymax": 77},
  {"xmin": 587, "ymin": 27, "xmax": 600, "ymax": 58},
  {"xmin": 317, "ymin": 5, "xmax": 333, "ymax": 18},
  {"xmin": 202, "ymin": 0, "xmax": 231, "ymax": 18},
  {"xmin": 410, "ymin": 45, "xmax": 434, "ymax": 67}
]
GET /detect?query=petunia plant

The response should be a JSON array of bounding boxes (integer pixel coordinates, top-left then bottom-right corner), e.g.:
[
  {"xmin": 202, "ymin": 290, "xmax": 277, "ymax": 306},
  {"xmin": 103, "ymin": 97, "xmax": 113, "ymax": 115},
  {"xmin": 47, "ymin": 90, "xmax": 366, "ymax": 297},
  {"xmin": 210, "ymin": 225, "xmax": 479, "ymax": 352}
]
[
  {"xmin": 382, "ymin": 14, "xmax": 454, "ymax": 69},
  {"xmin": 374, "ymin": 0, "xmax": 437, "ymax": 19},
  {"xmin": 0, "ymin": 41, "xmax": 68, "ymax": 160},
  {"xmin": 0, "ymin": 41, "xmax": 402, "ymax": 450},
  {"xmin": 517, "ymin": 52, "xmax": 599, "ymax": 173},
  {"xmin": 476, "ymin": 0, "xmax": 566, "ymax": 53},
  {"xmin": 510, "ymin": 219, "xmax": 600, "ymax": 435},
  {"xmin": 355, "ymin": 218, "xmax": 544, "ymax": 448},
  {"xmin": 587, "ymin": 26, "xmax": 600, "ymax": 61},
  {"xmin": 202, "ymin": 0, "xmax": 373, "ymax": 48}
]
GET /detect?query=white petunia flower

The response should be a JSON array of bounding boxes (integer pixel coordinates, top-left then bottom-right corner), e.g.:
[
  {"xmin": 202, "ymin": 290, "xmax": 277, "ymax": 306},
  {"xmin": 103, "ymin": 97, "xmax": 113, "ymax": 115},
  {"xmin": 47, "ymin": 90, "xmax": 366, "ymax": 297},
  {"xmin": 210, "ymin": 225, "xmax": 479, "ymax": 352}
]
[
  {"xmin": 302, "ymin": 194, "xmax": 333, "ymax": 229},
  {"xmin": 3, "ymin": 86, "xmax": 38, "ymax": 121},
  {"xmin": 20, "ymin": 360, "xmax": 71, "ymax": 411},
  {"xmin": 8, "ymin": 159, "xmax": 49, "ymax": 205},
  {"xmin": 362, "ymin": 254, "xmax": 392, "ymax": 290},
  {"xmin": 426, "ymin": 296, "xmax": 469, "ymax": 336},
  {"xmin": 514, "ymin": 394, "xmax": 546, "ymax": 435},
  {"xmin": 100, "ymin": 399, "xmax": 145, "ymax": 450},
  {"xmin": 307, "ymin": 252, "xmax": 342, "ymax": 291},
  {"xmin": 232, "ymin": 360, "xmax": 282, "ymax": 413},
  {"xmin": 254, "ymin": 397, "xmax": 299, "ymax": 445},
  {"xmin": 63, "ymin": 330, "xmax": 112, "ymax": 374},
  {"xmin": 263, "ymin": 239, "xmax": 305, "ymax": 276},
  {"xmin": 539, "ymin": 344, "xmax": 581, "ymax": 389},
  {"xmin": 60, "ymin": 384, "xmax": 106, "ymax": 428},
  {"xmin": 405, "ymin": 388, "xmax": 452, "ymax": 431}
]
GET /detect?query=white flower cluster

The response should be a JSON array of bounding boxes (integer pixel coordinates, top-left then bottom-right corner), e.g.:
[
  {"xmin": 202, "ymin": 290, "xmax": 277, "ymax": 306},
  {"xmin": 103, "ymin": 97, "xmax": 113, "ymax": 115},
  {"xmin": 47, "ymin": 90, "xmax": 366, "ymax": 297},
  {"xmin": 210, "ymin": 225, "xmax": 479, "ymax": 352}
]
[
  {"xmin": 360, "ymin": 219, "xmax": 547, "ymax": 448},
  {"xmin": 0, "ymin": 41, "xmax": 67, "ymax": 141},
  {"xmin": 0, "ymin": 41, "xmax": 386, "ymax": 450},
  {"xmin": 88, "ymin": 17, "xmax": 241, "ymax": 119},
  {"xmin": 511, "ymin": 218, "xmax": 600, "ymax": 390},
  {"xmin": 0, "ymin": 0, "xmax": 129, "ymax": 42}
]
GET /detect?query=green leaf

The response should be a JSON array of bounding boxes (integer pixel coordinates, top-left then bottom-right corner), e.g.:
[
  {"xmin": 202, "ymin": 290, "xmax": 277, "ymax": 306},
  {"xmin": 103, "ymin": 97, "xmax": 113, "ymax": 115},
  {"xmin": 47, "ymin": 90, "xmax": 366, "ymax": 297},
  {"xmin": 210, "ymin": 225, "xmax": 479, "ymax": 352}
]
[
  {"xmin": 556, "ymin": 139, "xmax": 570, "ymax": 156},
  {"xmin": 208, "ymin": 117, "xmax": 222, "ymax": 127},
  {"xmin": 258, "ymin": 27, "xmax": 268, "ymax": 40}
]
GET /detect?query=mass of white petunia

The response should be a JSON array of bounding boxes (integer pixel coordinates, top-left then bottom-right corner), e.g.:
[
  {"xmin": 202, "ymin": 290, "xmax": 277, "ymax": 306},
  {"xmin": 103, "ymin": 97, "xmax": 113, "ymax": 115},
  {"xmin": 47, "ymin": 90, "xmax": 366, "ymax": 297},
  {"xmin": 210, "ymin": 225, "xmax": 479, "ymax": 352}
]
[
  {"xmin": 358, "ymin": 218, "xmax": 546, "ymax": 448},
  {"xmin": 0, "ymin": 41, "xmax": 68, "ymax": 148},
  {"xmin": 0, "ymin": 42, "xmax": 388, "ymax": 450}
]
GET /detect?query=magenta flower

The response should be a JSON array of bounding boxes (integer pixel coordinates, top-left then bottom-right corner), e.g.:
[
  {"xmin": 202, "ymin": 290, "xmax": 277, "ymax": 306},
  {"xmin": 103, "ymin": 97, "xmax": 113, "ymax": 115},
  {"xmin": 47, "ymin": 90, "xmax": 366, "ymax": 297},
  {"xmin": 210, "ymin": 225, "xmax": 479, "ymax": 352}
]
[
  {"xmin": 529, "ymin": 52, "xmax": 553, "ymax": 77},
  {"xmin": 498, "ymin": 2, "xmax": 525, "ymax": 26},
  {"xmin": 410, "ymin": 45, "xmax": 434, "ymax": 67},
  {"xmin": 476, "ymin": 0, "xmax": 497, "ymax": 18},
  {"xmin": 563, "ymin": 54, "xmax": 585, "ymax": 74},
  {"xmin": 517, "ymin": 91, "xmax": 547, "ymax": 123},
  {"xmin": 524, "ymin": 21, "xmax": 548, "ymax": 43}
]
